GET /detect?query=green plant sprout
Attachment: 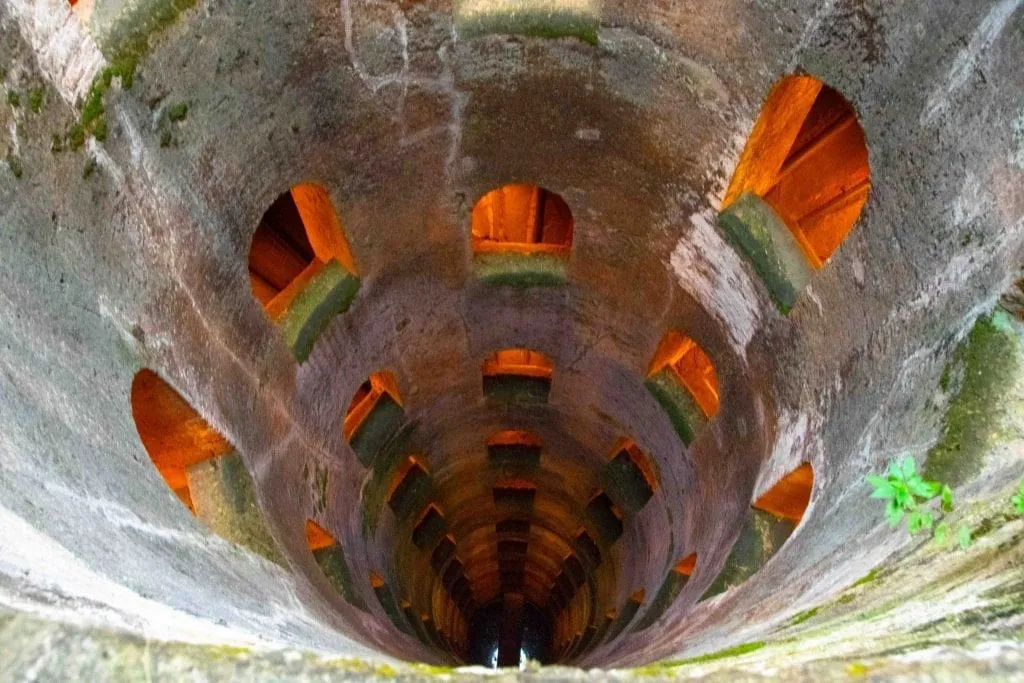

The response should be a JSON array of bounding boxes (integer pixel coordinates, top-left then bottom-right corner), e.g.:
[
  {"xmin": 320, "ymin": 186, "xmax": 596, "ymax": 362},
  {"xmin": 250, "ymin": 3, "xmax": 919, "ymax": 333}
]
[
  {"xmin": 867, "ymin": 456, "xmax": 968, "ymax": 547},
  {"xmin": 1012, "ymin": 481, "xmax": 1024, "ymax": 514}
]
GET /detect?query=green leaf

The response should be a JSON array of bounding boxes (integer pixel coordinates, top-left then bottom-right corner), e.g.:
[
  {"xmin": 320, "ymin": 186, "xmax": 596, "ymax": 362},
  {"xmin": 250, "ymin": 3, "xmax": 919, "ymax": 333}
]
[
  {"xmin": 907, "ymin": 511, "xmax": 921, "ymax": 534},
  {"xmin": 885, "ymin": 500, "xmax": 905, "ymax": 527},
  {"xmin": 900, "ymin": 457, "xmax": 917, "ymax": 480},
  {"xmin": 867, "ymin": 476, "xmax": 896, "ymax": 499},
  {"xmin": 958, "ymin": 526, "xmax": 972, "ymax": 550},
  {"xmin": 940, "ymin": 485, "xmax": 954, "ymax": 512},
  {"xmin": 933, "ymin": 522, "xmax": 949, "ymax": 545},
  {"xmin": 907, "ymin": 477, "xmax": 939, "ymax": 500},
  {"xmin": 919, "ymin": 510, "xmax": 934, "ymax": 530}
]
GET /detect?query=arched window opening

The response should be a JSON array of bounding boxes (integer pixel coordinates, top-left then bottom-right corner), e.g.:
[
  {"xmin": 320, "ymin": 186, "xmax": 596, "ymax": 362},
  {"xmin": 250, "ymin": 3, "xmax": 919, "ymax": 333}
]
[
  {"xmin": 370, "ymin": 570, "xmax": 414, "ymax": 635},
  {"xmin": 249, "ymin": 184, "xmax": 360, "ymax": 361},
  {"xmin": 585, "ymin": 491, "xmax": 624, "ymax": 545},
  {"xmin": 344, "ymin": 371, "xmax": 405, "ymax": 467},
  {"xmin": 387, "ymin": 455, "xmax": 432, "ymax": 521},
  {"xmin": 719, "ymin": 75, "xmax": 870, "ymax": 313},
  {"xmin": 130, "ymin": 369, "xmax": 280, "ymax": 560},
  {"xmin": 413, "ymin": 504, "xmax": 447, "ymax": 550},
  {"xmin": 602, "ymin": 438, "xmax": 658, "ymax": 514},
  {"xmin": 493, "ymin": 477, "xmax": 538, "ymax": 510},
  {"xmin": 486, "ymin": 430, "xmax": 543, "ymax": 468},
  {"xmin": 646, "ymin": 331, "xmax": 719, "ymax": 446},
  {"xmin": 306, "ymin": 520, "xmax": 367, "ymax": 611},
  {"xmin": 470, "ymin": 184, "xmax": 574, "ymax": 287},
  {"xmin": 602, "ymin": 589, "xmax": 645, "ymax": 644},
  {"xmin": 702, "ymin": 463, "xmax": 814, "ymax": 601},
  {"xmin": 633, "ymin": 553, "xmax": 697, "ymax": 633},
  {"xmin": 482, "ymin": 348, "xmax": 554, "ymax": 403},
  {"xmin": 131, "ymin": 369, "xmax": 233, "ymax": 510}
]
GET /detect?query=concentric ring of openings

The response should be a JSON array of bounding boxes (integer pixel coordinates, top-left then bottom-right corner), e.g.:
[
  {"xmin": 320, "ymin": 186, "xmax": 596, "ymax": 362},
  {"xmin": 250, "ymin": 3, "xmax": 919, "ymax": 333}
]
[
  {"xmin": 482, "ymin": 348, "xmax": 554, "ymax": 403},
  {"xmin": 130, "ymin": 369, "xmax": 279, "ymax": 561},
  {"xmin": 249, "ymin": 184, "xmax": 360, "ymax": 361},
  {"xmin": 719, "ymin": 75, "xmax": 870, "ymax": 313},
  {"xmin": 645, "ymin": 331, "xmax": 719, "ymax": 445},
  {"xmin": 344, "ymin": 371, "xmax": 404, "ymax": 467},
  {"xmin": 702, "ymin": 463, "xmax": 814, "ymax": 599},
  {"xmin": 470, "ymin": 184, "xmax": 573, "ymax": 286}
]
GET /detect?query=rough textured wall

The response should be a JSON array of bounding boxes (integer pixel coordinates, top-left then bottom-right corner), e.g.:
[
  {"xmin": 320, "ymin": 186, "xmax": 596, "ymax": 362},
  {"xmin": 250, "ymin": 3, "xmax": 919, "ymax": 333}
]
[{"xmin": 1, "ymin": 0, "xmax": 1023, "ymax": 677}]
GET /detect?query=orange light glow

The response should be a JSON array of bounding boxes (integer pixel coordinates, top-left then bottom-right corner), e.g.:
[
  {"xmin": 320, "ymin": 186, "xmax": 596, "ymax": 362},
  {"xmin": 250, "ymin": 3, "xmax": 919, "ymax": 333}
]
[
  {"xmin": 648, "ymin": 331, "xmax": 719, "ymax": 418},
  {"xmin": 753, "ymin": 462, "xmax": 814, "ymax": 523},
  {"xmin": 481, "ymin": 348, "xmax": 554, "ymax": 380},
  {"xmin": 130, "ymin": 369, "xmax": 233, "ymax": 510},
  {"xmin": 722, "ymin": 75, "xmax": 869, "ymax": 267},
  {"xmin": 343, "ymin": 371, "xmax": 402, "ymax": 441},
  {"xmin": 471, "ymin": 184, "xmax": 573, "ymax": 254},
  {"xmin": 249, "ymin": 184, "xmax": 357, "ymax": 317},
  {"xmin": 305, "ymin": 519, "xmax": 336, "ymax": 551}
]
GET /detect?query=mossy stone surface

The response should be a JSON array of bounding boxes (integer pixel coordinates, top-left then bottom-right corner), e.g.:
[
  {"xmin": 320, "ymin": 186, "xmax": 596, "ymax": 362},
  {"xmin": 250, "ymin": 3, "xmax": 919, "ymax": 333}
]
[
  {"xmin": 645, "ymin": 369, "xmax": 707, "ymax": 446},
  {"xmin": 701, "ymin": 508, "xmax": 795, "ymax": 600},
  {"xmin": 602, "ymin": 451, "xmax": 654, "ymax": 514},
  {"xmin": 279, "ymin": 261, "xmax": 361, "ymax": 363},
  {"xmin": 457, "ymin": 10, "xmax": 599, "ymax": 45},
  {"xmin": 187, "ymin": 452, "xmax": 284, "ymax": 565},
  {"xmin": 717, "ymin": 192, "xmax": 814, "ymax": 314},
  {"xmin": 924, "ymin": 309, "xmax": 1022, "ymax": 487},
  {"xmin": 473, "ymin": 251, "xmax": 568, "ymax": 288},
  {"xmin": 483, "ymin": 374, "xmax": 551, "ymax": 404},
  {"xmin": 313, "ymin": 545, "xmax": 369, "ymax": 612},
  {"xmin": 350, "ymin": 394, "xmax": 406, "ymax": 468}
]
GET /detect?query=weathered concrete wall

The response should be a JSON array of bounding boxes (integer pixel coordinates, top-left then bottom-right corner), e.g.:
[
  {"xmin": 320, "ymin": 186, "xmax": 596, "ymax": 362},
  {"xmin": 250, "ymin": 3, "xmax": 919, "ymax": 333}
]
[{"xmin": 1, "ymin": 0, "xmax": 1023, "ymax": 676}]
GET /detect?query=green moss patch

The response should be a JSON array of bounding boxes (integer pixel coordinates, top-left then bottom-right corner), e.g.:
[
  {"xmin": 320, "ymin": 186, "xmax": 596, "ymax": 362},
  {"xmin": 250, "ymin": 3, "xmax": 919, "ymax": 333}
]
[
  {"xmin": 483, "ymin": 373, "xmax": 551, "ymax": 404},
  {"xmin": 923, "ymin": 309, "xmax": 1021, "ymax": 487},
  {"xmin": 313, "ymin": 545, "xmax": 368, "ymax": 612},
  {"xmin": 186, "ymin": 452, "xmax": 284, "ymax": 564},
  {"xmin": 661, "ymin": 640, "xmax": 766, "ymax": 667},
  {"xmin": 701, "ymin": 509, "xmax": 795, "ymax": 600},
  {"xmin": 603, "ymin": 449, "xmax": 654, "ymax": 514},
  {"xmin": 457, "ymin": 9, "xmax": 599, "ymax": 45},
  {"xmin": 717, "ymin": 192, "xmax": 814, "ymax": 315},
  {"xmin": 279, "ymin": 261, "xmax": 360, "ymax": 363},
  {"xmin": 645, "ymin": 369, "xmax": 707, "ymax": 446},
  {"xmin": 350, "ymin": 394, "xmax": 406, "ymax": 468},
  {"xmin": 473, "ymin": 251, "xmax": 568, "ymax": 288}
]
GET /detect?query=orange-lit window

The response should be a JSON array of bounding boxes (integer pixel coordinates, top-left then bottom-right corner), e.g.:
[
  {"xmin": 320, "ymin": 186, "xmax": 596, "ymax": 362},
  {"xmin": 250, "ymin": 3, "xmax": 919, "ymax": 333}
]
[
  {"xmin": 305, "ymin": 519, "xmax": 336, "ymax": 551},
  {"xmin": 130, "ymin": 369, "xmax": 233, "ymax": 511},
  {"xmin": 674, "ymin": 552, "xmax": 697, "ymax": 577},
  {"xmin": 343, "ymin": 370, "xmax": 402, "ymax": 441},
  {"xmin": 648, "ymin": 331, "xmax": 719, "ymax": 418},
  {"xmin": 387, "ymin": 455, "xmax": 430, "ymax": 512},
  {"xmin": 471, "ymin": 184, "xmax": 573, "ymax": 254},
  {"xmin": 723, "ymin": 75, "xmax": 869, "ymax": 267},
  {"xmin": 753, "ymin": 462, "xmax": 814, "ymax": 523},
  {"xmin": 481, "ymin": 348, "xmax": 554, "ymax": 380},
  {"xmin": 610, "ymin": 438, "xmax": 658, "ymax": 493},
  {"xmin": 248, "ymin": 184, "xmax": 357, "ymax": 317}
]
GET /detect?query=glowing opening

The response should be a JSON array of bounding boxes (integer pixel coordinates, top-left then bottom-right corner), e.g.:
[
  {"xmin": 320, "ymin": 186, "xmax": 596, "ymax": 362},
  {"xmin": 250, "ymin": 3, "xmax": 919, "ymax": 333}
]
[
  {"xmin": 648, "ymin": 331, "xmax": 720, "ymax": 419},
  {"xmin": 722, "ymin": 75, "xmax": 870, "ymax": 267},
  {"xmin": 753, "ymin": 462, "xmax": 814, "ymax": 523},
  {"xmin": 130, "ymin": 369, "xmax": 233, "ymax": 511},
  {"xmin": 471, "ymin": 184, "xmax": 573, "ymax": 254},
  {"xmin": 343, "ymin": 371, "xmax": 403, "ymax": 441},
  {"xmin": 248, "ymin": 184, "xmax": 357, "ymax": 317}
]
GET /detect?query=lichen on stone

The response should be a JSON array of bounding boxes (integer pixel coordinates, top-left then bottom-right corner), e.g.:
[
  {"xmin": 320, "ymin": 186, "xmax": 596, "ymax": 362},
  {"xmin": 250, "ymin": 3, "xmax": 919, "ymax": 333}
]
[{"xmin": 924, "ymin": 309, "xmax": 1021, "ymax": 487}]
